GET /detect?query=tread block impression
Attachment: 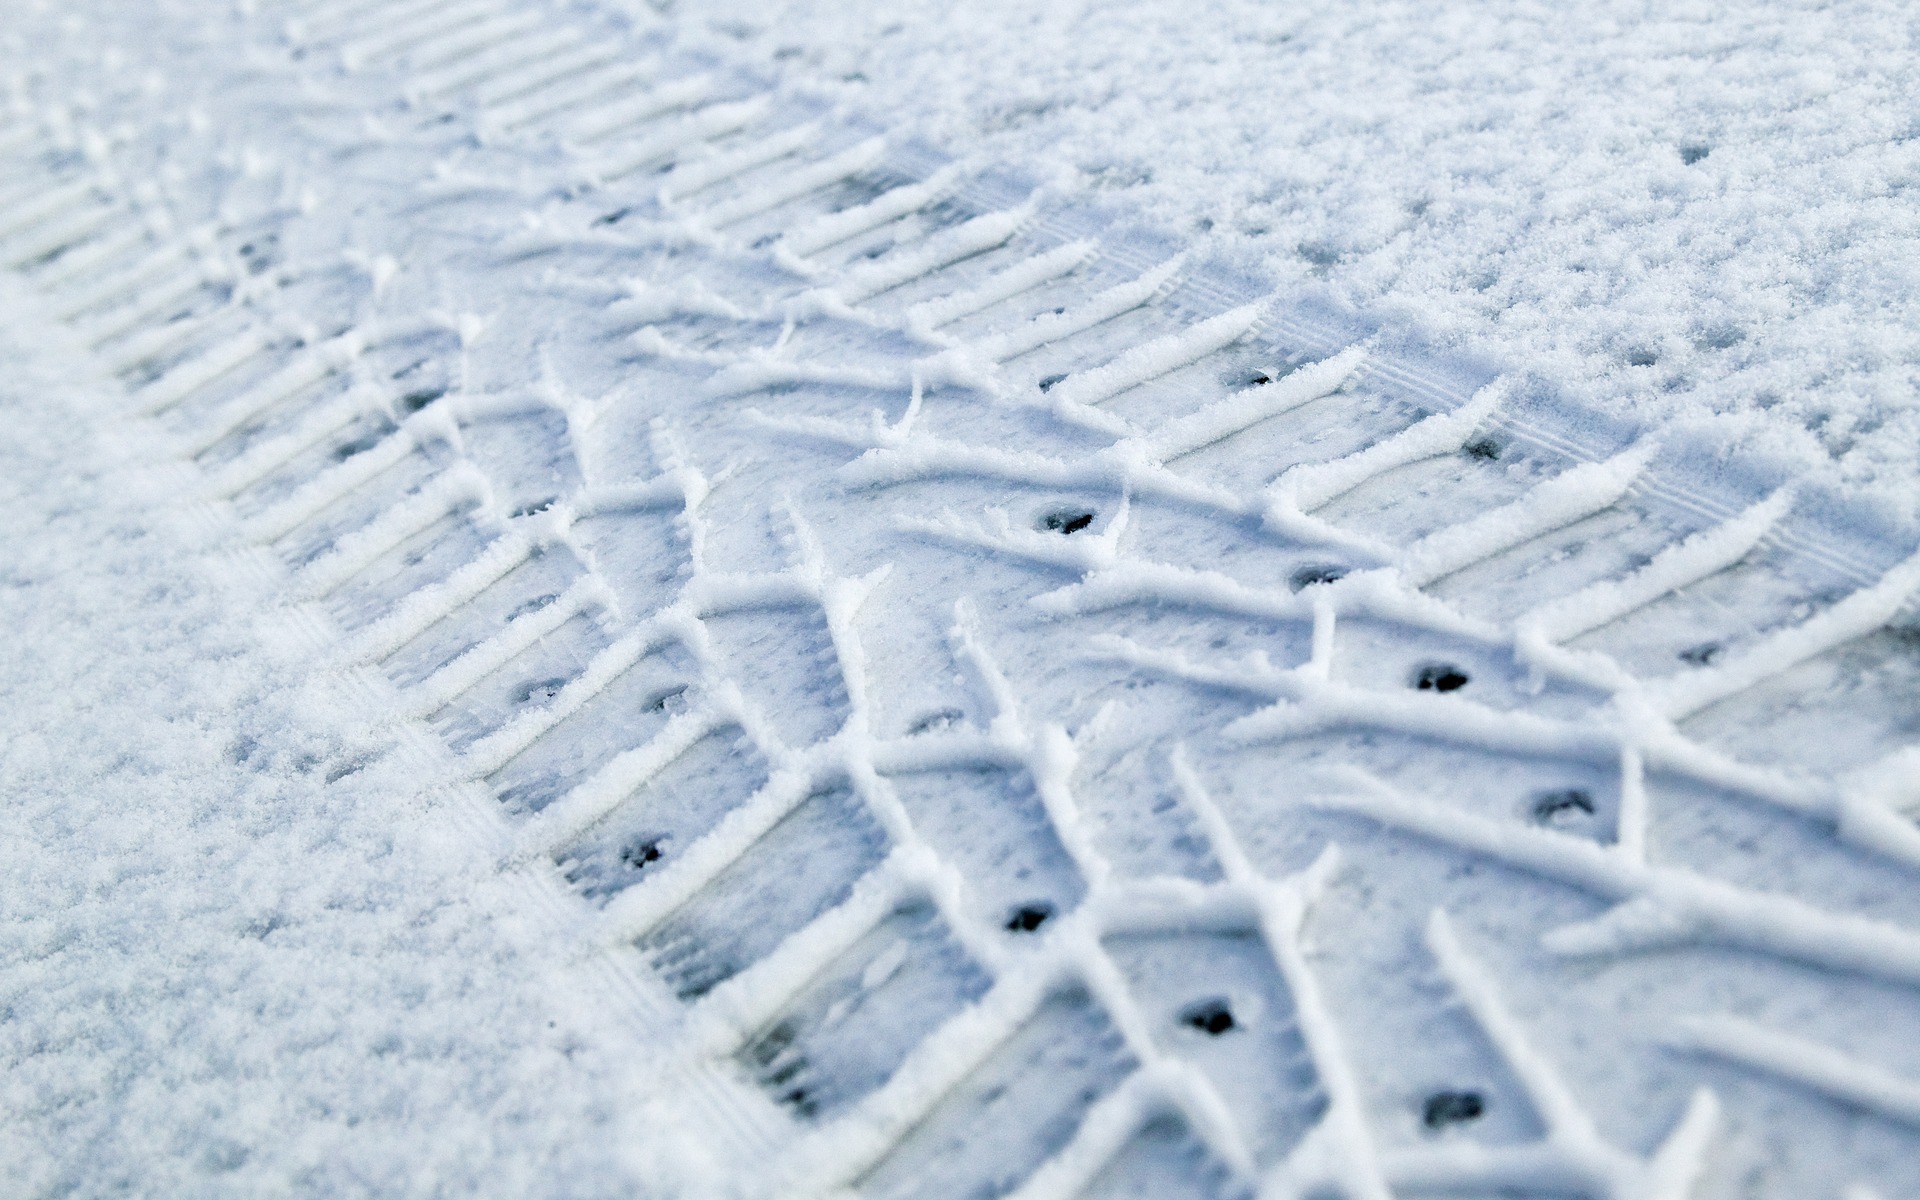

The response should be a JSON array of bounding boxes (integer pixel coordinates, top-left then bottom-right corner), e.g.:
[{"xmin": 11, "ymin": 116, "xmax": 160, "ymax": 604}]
[
  {"xmin": 429, "ymin": 608, "xmax": 615, "ymax": 751},
  {"xmin": 329, "ymin": 509, "xmax": 500, "ymax": 631},
  {"xmin": 736, "ymin": 900, "xmax": 992, "ymax": 1121},
  {"xmin": 553, "ymin": 722, "xmax": 770, "ymax": 903},
  {"xmin": 1675, "ymin": 617, "xmax": 1920, "ymax": 776},
  {"xmin": 569, "ymin": 504, "xmax": 692, "ymax": 622},
  {"xmin": 1080, "ymin": 1115, "xmax": 1247, "ymax": 1200},
  {"xmin": 488, "ymin": 642, "xmax": 703, "ymax": 815},
  {"xmin": 886, "ymin": 766, "xmax": 1086, "ymax": 934},
  {"xmin": 1103, "ymin": 930, "xmax": 1327, "ymax": 1166},
  {"xmin": 701, "ymin": 604, "xmax": 851, "ymax": 749},
  {"xmin": 383, "ymin": 543, "xmax": 592, "ymax": 687},
  {"xmin": 637, "ymin": 785, "xmax": 891, "ymax": 1000},
  {"xmin": 853, "ymin": 985, "xmax": 1137, "ymax": 1200}
]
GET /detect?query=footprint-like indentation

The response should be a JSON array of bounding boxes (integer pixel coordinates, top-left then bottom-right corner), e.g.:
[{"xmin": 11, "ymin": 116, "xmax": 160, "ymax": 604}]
[
  {"xmin": 432, "ymin": 610, "xmax": 613, "ymax": 750},
  {"xmin": 330, "ymin": 417, "xmax": 396, "ymax": 462},
  {"xmin": 620, "ymin": 838, "xmax": 664, "ymax": 871},
  {"xmin": 1105, "ymin": 929, "xmax": 1325, "ymax": 1166},
  {"xmin": 488, "ymin": 645, "xmax": 698, "ymax": 815},
  {"xmin": 397, "ymin": 386, "xmax": 443, "ymax": 413}
]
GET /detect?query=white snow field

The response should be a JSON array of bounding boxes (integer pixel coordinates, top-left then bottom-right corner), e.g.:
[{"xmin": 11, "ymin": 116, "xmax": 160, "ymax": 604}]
[{"xmin": 2, "ymin": 2, "xmax": 1919, "ymax": 1198}]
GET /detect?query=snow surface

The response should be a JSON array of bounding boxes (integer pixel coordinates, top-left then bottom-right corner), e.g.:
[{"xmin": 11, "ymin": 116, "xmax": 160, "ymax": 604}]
[
  {"xmin": 688, "ymin": 0, "xmax": 1920, "ymax": 518},
  {"xmin": 0, "ymin": 280, "xmax": 696, "ymax": 1196},
  {"xmin": 4, "ymin": 1, "xmax": 1920, "ymax": 1196}
]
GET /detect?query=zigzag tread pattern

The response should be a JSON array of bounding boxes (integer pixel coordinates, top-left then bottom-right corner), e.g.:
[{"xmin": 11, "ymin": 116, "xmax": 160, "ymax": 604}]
[{"xmin": 5, "ymin": 1, "xmax": 1920, "ymax": 1196}]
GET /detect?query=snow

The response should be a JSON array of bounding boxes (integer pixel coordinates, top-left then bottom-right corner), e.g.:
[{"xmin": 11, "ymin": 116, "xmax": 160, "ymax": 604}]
[
  {"xmin": 692, "ymin": 0, "xmax": 1920, "ymax": 520},
  {"xmin": 0, "ymin": 283, "xmax": 694, "ymax": 1195},
  {"xmin": 5, "ymin": 0, "xmax": 1920, "ymax": 1195}
]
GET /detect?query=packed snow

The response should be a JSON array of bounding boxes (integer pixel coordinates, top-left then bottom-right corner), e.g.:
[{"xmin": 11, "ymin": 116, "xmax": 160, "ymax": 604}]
[{"xmin": 4, "ymin": 0, "xmax": 1920, "ymax": 1197}]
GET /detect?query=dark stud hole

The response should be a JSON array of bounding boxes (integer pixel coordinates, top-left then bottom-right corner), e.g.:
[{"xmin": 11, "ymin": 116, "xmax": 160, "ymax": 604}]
[
  {"xmin": 1532, "ymin": 788, "xmax": 1595, "ymax": 823},
  {"xmin": 1037, "ymin": 373, "xmax": 1069, "ymax": 393},
  {"xmin": 1423, "ymin": 1090, "xmax": 1485, "ymax": 1128},
  {"xmin": 510, "ymin": 497, "xmax": 558, "ymax": 518},
  {"xmin": 516, "ymin": 677, "xmax": 570, "ymax": 704},
  {"xmin": 908, "ymin": 707, "xmax": 964, "ymax": 735},
  {"xmin": 1413, "ymin": 664, "xmax": 1470, "ymax": 693},
  {"xmin": 779, "ymin": 1087, "xmax": 817, "ymax": 1118},
  {"xmin": 1678, "ymin": 642, "xmax": 1720, "ymax": 667},
  {"xmin": 1680, "ymin": 144, "xmax": 1711, "ymax": 165},
  {"xmin": 1245, "ymin": 370, "xmax": 1272, "ymax": 387},
  {"xmin": 1289, "ymin": 563, "xmax": 1348, "ymax": 592},
  {"xmin": 1463, "ymin": 435, "xmax": 1504, "ymax": 461},
  {"xmin": 1626, "ymin": 347, "xmax": 1659, "ymax": 367},
  {"xmin": 398, "ymin": 387, "xmax": 444, "ymax": 413},
  {"xmin": 1006, "ymin": 902, "xmax": 1054, "ymax": 933},
  {"xmin": 506, "ymin": 592, "xmax": 559, "ymax": 621},
  {"xmin": 1180, "ymin": 998, "xmax": 1236, "ymax": 1036},
  {"xmin": 621, "ymin": 838, "xmax": 664, "ymax": 871},
  {"xmin": 647, "ymin": 684, "xmax": 688, "ymax": 713},
  {"xmin": 332, "ymin": 431, "xmax": 386, "ymax": 461},
  {"xmin": 1042, "ymin": 510, "xmax": 1095, "ymax": 535}
]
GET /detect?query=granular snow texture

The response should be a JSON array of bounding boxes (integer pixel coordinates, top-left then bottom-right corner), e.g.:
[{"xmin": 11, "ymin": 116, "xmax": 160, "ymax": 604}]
[
  {"xmin": 0, "ymin": 292, "xmax": 683, "ymax": 1197},
  {"xmin": 690, "ymin": 0, "xmax": 1920, "ymax": 516}
]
